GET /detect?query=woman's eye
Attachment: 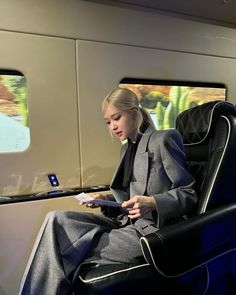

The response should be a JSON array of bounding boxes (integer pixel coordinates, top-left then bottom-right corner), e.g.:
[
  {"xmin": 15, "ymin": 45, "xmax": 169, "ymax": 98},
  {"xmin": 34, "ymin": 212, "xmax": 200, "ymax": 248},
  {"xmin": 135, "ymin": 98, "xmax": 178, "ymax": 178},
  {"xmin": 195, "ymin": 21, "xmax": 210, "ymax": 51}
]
[{"xmin": 114, "ymin": 115, "xmax": 120, "ymax": 121}]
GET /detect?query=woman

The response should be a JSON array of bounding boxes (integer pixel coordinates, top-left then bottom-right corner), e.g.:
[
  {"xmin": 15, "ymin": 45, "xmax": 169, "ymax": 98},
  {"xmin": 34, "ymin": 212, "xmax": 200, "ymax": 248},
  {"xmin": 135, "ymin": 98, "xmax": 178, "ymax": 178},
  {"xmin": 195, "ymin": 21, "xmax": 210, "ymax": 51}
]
[{"xmin": 19, "ymin": 88, "xmax": 197, "ymax": 294}]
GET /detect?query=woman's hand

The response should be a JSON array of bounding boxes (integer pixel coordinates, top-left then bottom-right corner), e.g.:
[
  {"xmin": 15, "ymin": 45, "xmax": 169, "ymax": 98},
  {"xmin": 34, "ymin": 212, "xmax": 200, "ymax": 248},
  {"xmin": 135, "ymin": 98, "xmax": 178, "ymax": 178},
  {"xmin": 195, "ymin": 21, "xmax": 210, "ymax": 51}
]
[
  {"xmin": 79, "ymin": 193, "xmax": 106, "ymax": 209},
  {"xmin": 122, "ymin": 195, "xmax": 156, "ymax": 219}
]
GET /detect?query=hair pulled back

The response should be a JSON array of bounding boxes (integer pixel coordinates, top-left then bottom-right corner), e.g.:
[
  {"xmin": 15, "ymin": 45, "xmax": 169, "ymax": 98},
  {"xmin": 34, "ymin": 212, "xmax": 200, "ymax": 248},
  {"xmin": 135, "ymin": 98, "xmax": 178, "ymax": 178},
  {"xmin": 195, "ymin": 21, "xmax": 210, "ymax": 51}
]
[{"xmin": 102, "ymin": 87, "xmax": 154, "ymax": 132}]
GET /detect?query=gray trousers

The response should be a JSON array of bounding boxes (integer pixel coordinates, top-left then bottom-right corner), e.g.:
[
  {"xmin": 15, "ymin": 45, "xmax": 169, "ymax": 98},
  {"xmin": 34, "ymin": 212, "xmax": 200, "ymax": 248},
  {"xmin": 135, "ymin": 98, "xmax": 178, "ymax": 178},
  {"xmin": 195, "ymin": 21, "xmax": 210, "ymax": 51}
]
[{"xmin": 19, "ymin": 211, "xmax": 143, "ymax": 295}]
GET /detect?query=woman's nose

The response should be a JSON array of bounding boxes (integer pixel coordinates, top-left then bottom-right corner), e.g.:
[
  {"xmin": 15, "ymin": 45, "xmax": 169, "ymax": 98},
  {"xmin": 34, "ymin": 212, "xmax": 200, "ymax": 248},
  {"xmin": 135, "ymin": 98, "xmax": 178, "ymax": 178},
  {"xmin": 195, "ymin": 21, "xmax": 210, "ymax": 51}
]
[{"xmin": 111, "ymin": 122, "xmax": 117, "ymax": 130}]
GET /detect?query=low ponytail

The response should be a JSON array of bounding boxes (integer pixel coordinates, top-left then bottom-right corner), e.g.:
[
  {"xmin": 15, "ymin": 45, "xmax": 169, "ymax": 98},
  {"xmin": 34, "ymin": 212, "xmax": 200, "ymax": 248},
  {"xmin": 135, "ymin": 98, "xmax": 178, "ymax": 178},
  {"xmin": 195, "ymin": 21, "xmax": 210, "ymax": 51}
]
[{"xmin": 139, "ymin": 107, "xmax": 155, "ymax": 131}]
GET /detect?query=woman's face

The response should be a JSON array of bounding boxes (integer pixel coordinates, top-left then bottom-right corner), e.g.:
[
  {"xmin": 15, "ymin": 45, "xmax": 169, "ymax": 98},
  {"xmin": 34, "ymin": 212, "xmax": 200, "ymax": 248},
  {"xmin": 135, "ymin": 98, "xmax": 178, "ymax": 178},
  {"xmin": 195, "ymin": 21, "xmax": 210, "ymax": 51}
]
[{"xmin": 103, "ymin": 103, "xmax": 137, "ymax": 142}]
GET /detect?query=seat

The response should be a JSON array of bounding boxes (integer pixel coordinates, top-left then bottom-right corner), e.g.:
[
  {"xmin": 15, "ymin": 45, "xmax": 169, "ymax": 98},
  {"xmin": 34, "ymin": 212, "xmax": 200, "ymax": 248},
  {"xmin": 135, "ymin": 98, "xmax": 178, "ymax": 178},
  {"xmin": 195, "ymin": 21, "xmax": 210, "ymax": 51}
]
[
  {"xmin": 72, "ymin": 101, "xmax": 236, "ymax": 295},
  {"xmin": 175, "ymin": 100, "xmax": 236, "ymax": 213},
  {"xmin": 140, "ymin": 203, "xmax": 236, "ymax": 294}
]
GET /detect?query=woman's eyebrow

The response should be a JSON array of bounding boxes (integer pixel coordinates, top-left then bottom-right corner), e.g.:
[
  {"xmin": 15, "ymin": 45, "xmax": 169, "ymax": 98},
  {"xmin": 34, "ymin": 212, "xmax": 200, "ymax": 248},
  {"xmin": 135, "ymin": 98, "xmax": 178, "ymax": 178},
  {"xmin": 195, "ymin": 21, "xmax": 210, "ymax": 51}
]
[
  {"xmin": 104, "ymin": 112, "xmax": 119, "ymax": 120},
  {"xmin": 111, "ymin": 112, "xmax": 120, "ymax": 118}
]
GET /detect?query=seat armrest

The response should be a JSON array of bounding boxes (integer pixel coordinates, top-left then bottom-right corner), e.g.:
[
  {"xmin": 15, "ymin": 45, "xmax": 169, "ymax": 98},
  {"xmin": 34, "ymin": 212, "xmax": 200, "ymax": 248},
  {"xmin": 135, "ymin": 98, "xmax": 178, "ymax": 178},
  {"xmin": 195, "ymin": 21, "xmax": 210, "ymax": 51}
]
[{"xmin": 140, "ymin": 204, "xmax": 236, "ymax": 277}]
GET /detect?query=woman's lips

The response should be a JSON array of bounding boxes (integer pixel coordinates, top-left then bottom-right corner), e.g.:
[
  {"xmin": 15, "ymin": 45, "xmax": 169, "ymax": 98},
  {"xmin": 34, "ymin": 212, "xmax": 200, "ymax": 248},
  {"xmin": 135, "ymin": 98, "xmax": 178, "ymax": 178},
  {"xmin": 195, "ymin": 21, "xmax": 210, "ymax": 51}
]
[{"xmin": 115, "ymin": 131, "xmax": 122, "ymax": 138}]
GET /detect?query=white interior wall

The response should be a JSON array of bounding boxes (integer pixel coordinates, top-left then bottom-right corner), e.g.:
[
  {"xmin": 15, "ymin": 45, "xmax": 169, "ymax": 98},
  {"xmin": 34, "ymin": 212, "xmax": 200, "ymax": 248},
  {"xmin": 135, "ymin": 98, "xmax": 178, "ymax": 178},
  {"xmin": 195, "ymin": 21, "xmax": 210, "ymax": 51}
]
[
  {"xmin": 1, "ymin": 0, "xmax": 236, "ymax": 194},
  {"xmin": 0, "ymin": 31, "xmax": 80, "ymax": 196},
  {"xmin": 77, "ymin": 39, "xmax": 236, "ymax": 187},
  {"xmin": 0, "ymin": 0, "xmax": 236, "ymax": 58}
]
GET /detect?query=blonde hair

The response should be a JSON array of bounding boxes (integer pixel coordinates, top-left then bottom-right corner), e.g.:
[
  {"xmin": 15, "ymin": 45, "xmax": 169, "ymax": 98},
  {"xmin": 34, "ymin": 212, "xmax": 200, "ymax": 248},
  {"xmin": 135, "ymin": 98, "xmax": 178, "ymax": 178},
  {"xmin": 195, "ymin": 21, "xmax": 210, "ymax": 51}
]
[{"xmin": 102, "ymin": 88, "xmax": 154, "ymax": 132}]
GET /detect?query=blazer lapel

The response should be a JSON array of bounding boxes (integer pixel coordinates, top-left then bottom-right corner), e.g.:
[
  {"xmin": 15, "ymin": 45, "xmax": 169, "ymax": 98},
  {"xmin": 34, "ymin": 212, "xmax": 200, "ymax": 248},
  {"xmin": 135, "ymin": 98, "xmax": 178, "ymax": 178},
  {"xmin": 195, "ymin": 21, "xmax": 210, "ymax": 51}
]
[
  {"xmin": 136, "ymin": 125, "xmax": 155, "ymax": 154},
  {"xmin": 111, "ymin": 125, "xmax": 156, "ymax": 200},
  {"xmin": 131, "ymin": 126, "xmax": 156, "ymax": 196}
]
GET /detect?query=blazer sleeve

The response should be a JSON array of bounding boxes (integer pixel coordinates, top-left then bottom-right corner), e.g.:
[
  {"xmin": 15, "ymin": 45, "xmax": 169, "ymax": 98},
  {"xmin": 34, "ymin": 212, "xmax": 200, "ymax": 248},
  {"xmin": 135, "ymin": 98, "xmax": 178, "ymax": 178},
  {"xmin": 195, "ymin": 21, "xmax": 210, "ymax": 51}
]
[{"xmin": 152, "ymin": 129, "xmax": 197, "ymax": 226}]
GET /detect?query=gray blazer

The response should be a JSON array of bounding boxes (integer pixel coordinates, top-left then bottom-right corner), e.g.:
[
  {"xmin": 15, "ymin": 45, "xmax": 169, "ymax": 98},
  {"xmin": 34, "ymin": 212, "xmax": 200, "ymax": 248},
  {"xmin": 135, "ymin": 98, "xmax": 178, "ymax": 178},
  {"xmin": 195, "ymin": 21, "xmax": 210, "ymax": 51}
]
[{"xmin": 109, "ymin": 125, "xmax": 197, "ymax": 231}]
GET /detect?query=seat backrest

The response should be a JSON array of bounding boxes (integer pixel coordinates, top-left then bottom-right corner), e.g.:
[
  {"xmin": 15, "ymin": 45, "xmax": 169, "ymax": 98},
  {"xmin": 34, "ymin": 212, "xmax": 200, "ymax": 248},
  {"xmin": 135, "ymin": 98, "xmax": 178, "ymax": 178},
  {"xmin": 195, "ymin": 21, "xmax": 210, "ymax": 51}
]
[{"xmin": 176, "ymin": 101, "xmax": 236, "ymax": 214}]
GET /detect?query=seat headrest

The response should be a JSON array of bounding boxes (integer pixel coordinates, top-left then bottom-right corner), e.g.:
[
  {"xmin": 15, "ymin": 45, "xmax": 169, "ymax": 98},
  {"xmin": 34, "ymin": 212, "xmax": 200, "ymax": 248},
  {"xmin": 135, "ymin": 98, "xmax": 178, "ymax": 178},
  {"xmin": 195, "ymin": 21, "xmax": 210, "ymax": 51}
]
[{"xmin": 176, "ymin": 101, "xmax": 236, "ymax": 145}]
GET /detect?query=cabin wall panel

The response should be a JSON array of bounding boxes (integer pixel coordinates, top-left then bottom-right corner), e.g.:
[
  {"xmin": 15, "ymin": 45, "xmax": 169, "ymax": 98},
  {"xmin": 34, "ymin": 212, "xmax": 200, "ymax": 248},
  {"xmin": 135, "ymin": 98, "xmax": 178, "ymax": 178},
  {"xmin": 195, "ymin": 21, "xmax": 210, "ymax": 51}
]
[
  {"xmin": 77, "ymin": 40, "xmax": 236, "ymax": 187},
  {"xmin": 0, "ymin": 31, "xmax": 81, "ymax": 196},
  {"xmin": 0, "ymin": 0, "xmax": 236, "ymax": 59}
]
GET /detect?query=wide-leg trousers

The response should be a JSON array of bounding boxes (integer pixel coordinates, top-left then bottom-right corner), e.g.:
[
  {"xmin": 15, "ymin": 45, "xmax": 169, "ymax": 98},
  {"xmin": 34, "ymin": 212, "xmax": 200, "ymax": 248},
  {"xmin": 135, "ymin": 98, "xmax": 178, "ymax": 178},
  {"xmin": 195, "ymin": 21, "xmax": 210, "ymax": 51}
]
[{"xmin": 18, "ymin": 211, "xmax": 143, "ymax": 295}]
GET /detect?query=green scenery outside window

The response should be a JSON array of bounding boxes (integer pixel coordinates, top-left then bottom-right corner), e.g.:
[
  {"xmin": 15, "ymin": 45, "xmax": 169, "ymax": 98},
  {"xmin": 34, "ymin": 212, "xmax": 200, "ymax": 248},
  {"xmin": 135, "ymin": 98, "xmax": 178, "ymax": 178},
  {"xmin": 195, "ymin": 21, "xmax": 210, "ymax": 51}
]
[
  {"xmin": 120, "ymin": 79, "xmax": 226, "ymax": 130},
  {"xmin": 0, "ymin": 70, "xmax": 30, "ymax": 152}
]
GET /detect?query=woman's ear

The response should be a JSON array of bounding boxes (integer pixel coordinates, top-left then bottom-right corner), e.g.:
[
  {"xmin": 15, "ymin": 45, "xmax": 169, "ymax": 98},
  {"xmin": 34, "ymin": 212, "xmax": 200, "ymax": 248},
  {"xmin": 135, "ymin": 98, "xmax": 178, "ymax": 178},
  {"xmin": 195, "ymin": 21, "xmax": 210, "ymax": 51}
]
[{"xmin": 130, "ymin": 108, "xmax": 137, "ymax": 120}]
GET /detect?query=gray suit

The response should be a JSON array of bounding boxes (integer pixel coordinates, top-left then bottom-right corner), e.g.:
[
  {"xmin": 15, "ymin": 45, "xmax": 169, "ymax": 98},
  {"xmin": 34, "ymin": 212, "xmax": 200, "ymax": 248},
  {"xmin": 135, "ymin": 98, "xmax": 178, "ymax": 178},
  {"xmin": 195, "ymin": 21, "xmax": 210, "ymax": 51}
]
[
  {"xmin": 19, "ymin": 126, "xmax": 197, "ymax": 295},
  {"xmin": 110, "ymin": 125, "xmax": 197, "ymax": 230}
]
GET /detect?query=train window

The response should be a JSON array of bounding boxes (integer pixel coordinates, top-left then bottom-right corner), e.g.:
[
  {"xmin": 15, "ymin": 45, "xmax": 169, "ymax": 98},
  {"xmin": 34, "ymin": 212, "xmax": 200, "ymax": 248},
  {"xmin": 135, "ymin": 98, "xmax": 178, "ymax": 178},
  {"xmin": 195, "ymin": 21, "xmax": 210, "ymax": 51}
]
[
  {"xmin": 0, "ymin": 70, "xmax": 30, "ymax": 152},
  {"xmin": 120, "ymin": 78, "xmax": 226, "ymax": 130}
]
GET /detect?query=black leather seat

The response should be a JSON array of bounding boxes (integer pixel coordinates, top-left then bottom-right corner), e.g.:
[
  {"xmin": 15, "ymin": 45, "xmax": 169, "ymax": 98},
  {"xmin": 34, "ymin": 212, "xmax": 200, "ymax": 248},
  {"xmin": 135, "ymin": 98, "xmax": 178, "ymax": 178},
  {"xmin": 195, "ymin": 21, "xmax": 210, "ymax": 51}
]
[
  {"xmin": 175, "ymin": 100, "xmax": 236, "ymax": 213},
  {"xmin": 140, "ymin": 203, "xmax": 236, "ymax": 294},
  {"xmin": 72, "ymin": 101, "xmax": 236, "ymax": 295}
]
